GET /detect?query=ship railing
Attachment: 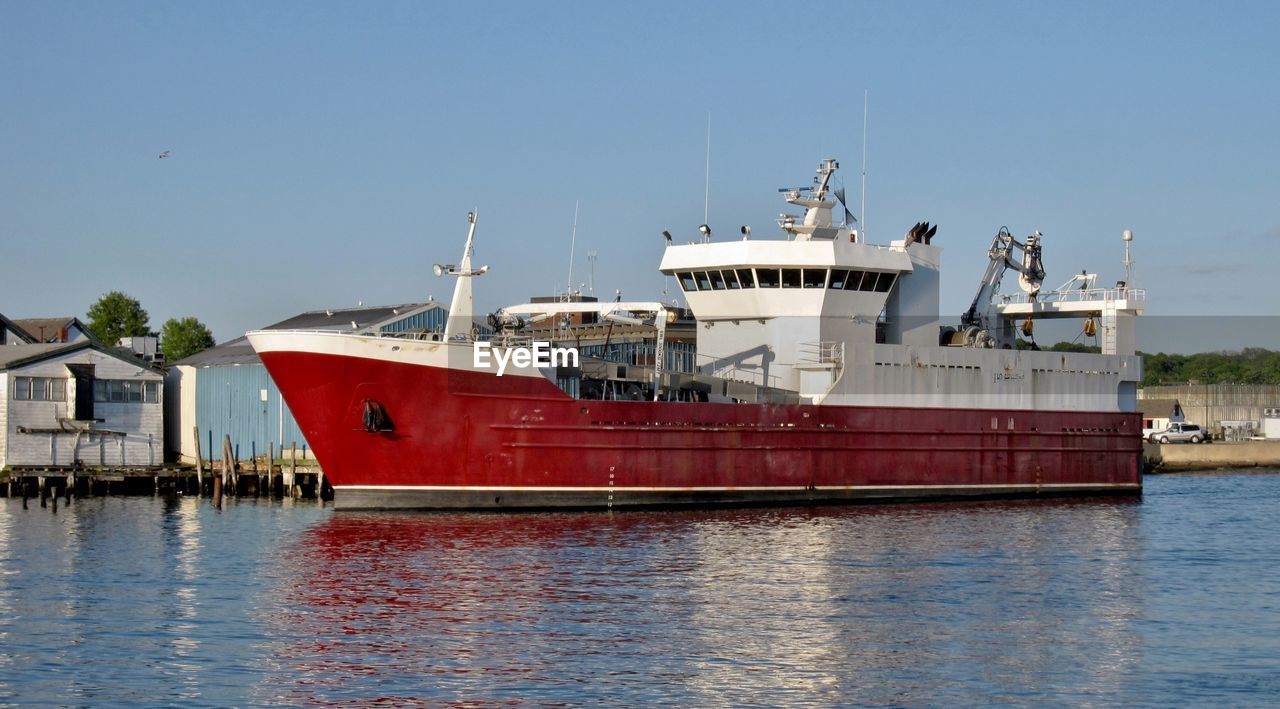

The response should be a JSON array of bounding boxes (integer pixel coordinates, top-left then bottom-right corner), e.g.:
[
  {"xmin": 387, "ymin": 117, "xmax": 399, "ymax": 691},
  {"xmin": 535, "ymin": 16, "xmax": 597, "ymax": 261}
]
[
  {"xmin": 797, "ymin": 341, "xmax": 844, "ymax": 366},
  {"xmin": 999, "ymin": 287, "xmax": 1147, "ymax": 306},
  {"xmin": 694, "ymin": 353, "xmax": 782, "ymax": 389}
]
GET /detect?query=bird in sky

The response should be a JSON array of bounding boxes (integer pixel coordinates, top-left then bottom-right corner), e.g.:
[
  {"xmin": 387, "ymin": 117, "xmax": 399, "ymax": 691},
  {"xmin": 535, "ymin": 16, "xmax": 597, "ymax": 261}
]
[{"xmin": 158, "ymin": 150, "xmax": 170, "ymax": 159}]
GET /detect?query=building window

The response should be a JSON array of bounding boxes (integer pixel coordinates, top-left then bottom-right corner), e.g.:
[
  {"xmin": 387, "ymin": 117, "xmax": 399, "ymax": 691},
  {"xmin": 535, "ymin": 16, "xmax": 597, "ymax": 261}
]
[
  {"xmin": 93, "ymin": 379, "xmax": 159, "ymax": 404},
  {"xmin": 14, "ymin": 377, "xmax": 67, "ymax": 401}
]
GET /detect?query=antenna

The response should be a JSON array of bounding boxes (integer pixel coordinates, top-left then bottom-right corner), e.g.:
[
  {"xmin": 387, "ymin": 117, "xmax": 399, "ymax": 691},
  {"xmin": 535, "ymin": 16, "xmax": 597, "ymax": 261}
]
[
  {"xmin": 586, "ymin": 249, "xmax": 598, "ymax": 296},
  {"xmin": 1122, "ymin": 229, "xmax": 1135, "ymax": 286},
  {"xmin": 565, "ymin": 201, "xmax": 579, "ymax": 300},
  {"xmin": 704, "ymin": 111, "xmax": 711, "ymax": 225},
  {"xmin": 860, "ymin": 89, "xmax": 868, "ymax": 242}
]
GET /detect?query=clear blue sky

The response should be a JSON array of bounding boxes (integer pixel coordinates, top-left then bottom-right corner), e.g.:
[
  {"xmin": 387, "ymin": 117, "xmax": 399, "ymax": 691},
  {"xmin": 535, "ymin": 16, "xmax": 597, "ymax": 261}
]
[{"xmin": 3, "ymin": 1, "xmax": 1278, "ymax": 352}]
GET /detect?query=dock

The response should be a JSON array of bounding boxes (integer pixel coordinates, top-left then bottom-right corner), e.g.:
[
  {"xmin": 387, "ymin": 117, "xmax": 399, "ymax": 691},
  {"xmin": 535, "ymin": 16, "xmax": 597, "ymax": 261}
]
[
  {"xmin": 1, "ymin": 457, "xmax": 330, "ymax": 502},
  {"xmin": 1144, "ymin": 440, "xmax": 1280, "ymax": 472}
]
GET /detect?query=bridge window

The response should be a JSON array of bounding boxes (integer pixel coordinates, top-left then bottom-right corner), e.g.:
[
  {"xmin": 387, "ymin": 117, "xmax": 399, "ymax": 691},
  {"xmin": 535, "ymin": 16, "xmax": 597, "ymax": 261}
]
[
  {"xmin": 694, "ymin": 271, "xmax": 712, "ymax": 291},
  {"xmin": 829, "ymin": 269, "xmax": 850, "ymax": 289},
  {"xmin": 781, "ymin": 269, "xmax": 802, "ymax": 288},
  {"xmin": 736, "ymin": 268, "xmax": 756, "ymax": 288},
  {"xmin": 756, "ymin": 268, "xmax": 781, "ymax": 288},
  {"xmin": 722, "ymin": 270, "xmax": 741, "ymax": 289},
  {"xmin": 844, "ymin": 271, "xmax": 867, "ymax": 290},
  {"xmin": 873, "ymin": 272, "xmax": 896, "ymax": 292},
  {"xmin": 803, "ymin": 268, "xmax": 827, "ymax": 288},
  {"xmin": 708, "ymin": 270, "xmax": 726, "ymax": 290},
  {"xmin": 677, "ymin": 272, "xmax": 697, "ymax": 292}
]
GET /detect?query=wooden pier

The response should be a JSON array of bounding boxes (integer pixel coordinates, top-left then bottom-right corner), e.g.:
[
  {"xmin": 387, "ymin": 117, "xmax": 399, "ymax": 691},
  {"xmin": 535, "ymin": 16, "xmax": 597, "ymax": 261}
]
[{"xmin": 1, "ymin": 458, "xmax": 330, "ymax": 502}]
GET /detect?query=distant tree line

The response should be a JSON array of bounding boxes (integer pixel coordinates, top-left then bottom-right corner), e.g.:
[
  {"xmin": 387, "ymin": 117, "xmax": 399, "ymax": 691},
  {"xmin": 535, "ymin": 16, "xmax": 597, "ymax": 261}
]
[
  {"xmin": 86, "ymin": 291, "xmax": 215, "ymax": 363},
  {"xmin": 1140, "ymin": 348, "xmax": 1280, "ymax": 386},
  {"xmin": 1018, "ymin": 339, "xmax": 1280, "ymax": 386}
]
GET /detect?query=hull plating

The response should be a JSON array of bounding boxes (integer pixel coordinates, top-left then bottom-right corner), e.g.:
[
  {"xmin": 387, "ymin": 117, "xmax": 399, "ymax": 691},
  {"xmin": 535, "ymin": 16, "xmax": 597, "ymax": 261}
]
[{"xmin": 258, "ymin": 349, "xmax": 1143, "ymax": 510}]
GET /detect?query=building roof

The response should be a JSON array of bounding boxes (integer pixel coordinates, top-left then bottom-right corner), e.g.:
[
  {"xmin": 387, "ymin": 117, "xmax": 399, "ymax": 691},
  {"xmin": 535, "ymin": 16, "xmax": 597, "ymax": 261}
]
[
  {"xmin": 1139, "ymin": 398, "xmax": 1181, "ymax": 418},
  {"xmin": 174, "ymin": 302, "xmax": 445, "ymax": 367},
  {"xmin": 173, "ymin": 336, "xmax": 259, "ymax": 367},
  {"xmin": 0, "ymin": 340, "xmax": 156, "ymax": 373},
  {"xmin": 265, "ymin": 303, "xmax": 438, "ymax": 331},
  {"xmin": 11, "ymin": 317, "xmax": 92, "ymax": 343},
  {"xmin": 1, "ymin": 313, "xmax": 35, "ymax": 343}
]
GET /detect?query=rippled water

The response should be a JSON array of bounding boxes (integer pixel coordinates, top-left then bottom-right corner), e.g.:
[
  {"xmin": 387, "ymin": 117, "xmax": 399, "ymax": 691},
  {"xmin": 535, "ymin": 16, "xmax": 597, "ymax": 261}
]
[{"xmin": 2, "ymin": 472, "xmax": 1278, "ymax": 705}]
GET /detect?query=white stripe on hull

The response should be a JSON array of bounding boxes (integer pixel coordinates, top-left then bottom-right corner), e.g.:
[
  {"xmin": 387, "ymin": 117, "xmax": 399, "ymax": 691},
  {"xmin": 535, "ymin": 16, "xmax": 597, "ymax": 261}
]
[{"xmin": 337, "ymin": 483, "xmax": 1140, "ymax": 493}]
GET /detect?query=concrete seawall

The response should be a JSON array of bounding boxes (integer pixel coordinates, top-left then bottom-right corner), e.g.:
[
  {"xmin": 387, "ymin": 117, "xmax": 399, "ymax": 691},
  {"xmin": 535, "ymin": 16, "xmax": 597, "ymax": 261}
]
[{"xmin": 1144, "ymin": 440, "xmax": 1280, "ymax": 472}]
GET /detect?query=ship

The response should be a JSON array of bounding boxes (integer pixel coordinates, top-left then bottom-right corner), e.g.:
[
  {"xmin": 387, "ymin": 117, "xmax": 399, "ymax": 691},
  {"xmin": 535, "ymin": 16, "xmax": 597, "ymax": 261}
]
[{"xmin": 248, "ymin": 158, "xmax": 1146, "ymax": 509}]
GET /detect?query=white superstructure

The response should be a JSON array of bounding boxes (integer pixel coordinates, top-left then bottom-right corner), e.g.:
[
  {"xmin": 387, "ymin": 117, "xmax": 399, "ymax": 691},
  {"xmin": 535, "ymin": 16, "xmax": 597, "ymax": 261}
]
[{"xmin": 658, "ymin": 158, "xmax": 1145, "ymax": 411}]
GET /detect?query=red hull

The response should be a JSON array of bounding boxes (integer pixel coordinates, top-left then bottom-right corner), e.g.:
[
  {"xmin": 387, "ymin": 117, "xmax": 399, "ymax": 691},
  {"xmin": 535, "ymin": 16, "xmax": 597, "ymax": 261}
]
[{"xmin": 260, "ymin": 351, "xmax": 1143, "ymax": 509}]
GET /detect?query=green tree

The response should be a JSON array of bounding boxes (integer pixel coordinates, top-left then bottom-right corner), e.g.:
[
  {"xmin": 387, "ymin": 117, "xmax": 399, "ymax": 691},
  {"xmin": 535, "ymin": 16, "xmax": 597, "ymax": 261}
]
[
  {"xmin": 160, "ymin": 317, "xmax": 215, "ymax": 362},
  {"xmin": 86, "ymin": 291, "xmax": 150, "ymax": 344}
]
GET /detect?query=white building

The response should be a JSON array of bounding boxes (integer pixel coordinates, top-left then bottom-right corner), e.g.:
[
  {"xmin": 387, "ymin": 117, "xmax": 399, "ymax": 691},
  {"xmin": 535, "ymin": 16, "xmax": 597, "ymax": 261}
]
[{"xmin": 1, "ymin": 340, "xmax": 164, "ymax": 468}]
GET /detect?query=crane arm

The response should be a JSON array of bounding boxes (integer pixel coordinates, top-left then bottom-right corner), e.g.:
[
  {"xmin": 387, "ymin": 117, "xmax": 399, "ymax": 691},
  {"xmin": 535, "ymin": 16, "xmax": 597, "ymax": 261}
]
[{"xmin": 961, "ymin": 227, "xmax": 1045, "ymax": 329}]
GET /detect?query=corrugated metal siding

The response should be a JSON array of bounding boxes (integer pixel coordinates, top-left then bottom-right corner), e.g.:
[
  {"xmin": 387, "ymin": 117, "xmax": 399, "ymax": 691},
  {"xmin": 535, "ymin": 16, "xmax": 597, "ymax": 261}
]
[
  {"xmin": 1140, "ymin": 384, "xmax": 1280, "ymax": 434},
  {"xmin": 194, "ymin": 364, "xmax": 310, "ymax": 461}
]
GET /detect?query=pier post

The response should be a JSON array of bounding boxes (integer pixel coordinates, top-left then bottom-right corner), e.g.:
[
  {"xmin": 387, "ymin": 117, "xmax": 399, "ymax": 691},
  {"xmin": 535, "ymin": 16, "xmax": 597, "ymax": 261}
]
[
  {"xmin": 38, "ymin": 476, "xmax": 46, "ymax": 508},
  {"xmin": 267, "ymin": 441, "xmax": 275, "ymax": 497},
  {"xmin": 220, "ymin": 437, "xmax": 232, "ymax": 503},
  {"xmin": 289, "ymin": 442, "xmax": 298, "ymax": 498},
  {"xmin": 251, "ymin": 441, "xmax": 259, "ymax": 497},
  {"xmin": 65, "ymin": 474, "xmax": 72, "ymax": 504},
  {"xmin": 193, "ymin": 426, "xmax": 204, "ymax": 494}
]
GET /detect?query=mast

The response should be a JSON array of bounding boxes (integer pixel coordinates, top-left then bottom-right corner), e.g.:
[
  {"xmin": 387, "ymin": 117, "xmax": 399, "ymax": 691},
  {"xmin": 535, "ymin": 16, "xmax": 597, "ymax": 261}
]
[
  {"xmin": 443, "ymin": 211, "xmax": 481, "ymax": 340},
  {"xmin": 565, "ymin": 201, "xmax": 579, "ymax": 300},
  {"xmin": 860, "ymin": 89, "xmax": 868, "ymax": 242}
]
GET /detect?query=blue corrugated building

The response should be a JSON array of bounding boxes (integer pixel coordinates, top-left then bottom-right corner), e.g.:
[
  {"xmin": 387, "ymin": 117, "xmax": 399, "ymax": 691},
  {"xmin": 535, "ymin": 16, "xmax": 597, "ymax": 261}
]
[{"xmin": 164, "ymin": 302, "xmax": 449, "ymax": 464}]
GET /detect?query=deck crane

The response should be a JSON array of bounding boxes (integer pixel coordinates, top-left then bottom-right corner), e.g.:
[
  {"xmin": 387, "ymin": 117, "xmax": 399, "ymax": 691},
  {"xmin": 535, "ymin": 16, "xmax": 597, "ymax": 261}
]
[{"xmin": 957, "ymin": 227, "xmax": 1045, "ymax": 347}]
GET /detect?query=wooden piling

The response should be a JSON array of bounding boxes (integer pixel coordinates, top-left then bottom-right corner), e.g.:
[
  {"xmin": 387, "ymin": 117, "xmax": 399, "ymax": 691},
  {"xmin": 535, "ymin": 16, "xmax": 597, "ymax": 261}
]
[
  {"xmin": 222, "ymin": 434, "xmax": 234, "ymax": 496},
  {"xmin": 267, "ymin": 441, "xmax": 275, "ymax": 497},
  {"xmin": 65, "ymin": 474, "xmax": 72, "ymax": 503},
  {"xmin": 193, "ymin": 426, "xmax": 204, "ymax": 493},
  {"xmin": 39, "ymin": 476, "xmax": 47, "ymax": 508},
  {"xmin": 289, "ymin": 442, "xmax": 298, "ymax": 498},
  {"xmin": 213, "ymin": 474, "xmax": 222, "ymax": 509}
]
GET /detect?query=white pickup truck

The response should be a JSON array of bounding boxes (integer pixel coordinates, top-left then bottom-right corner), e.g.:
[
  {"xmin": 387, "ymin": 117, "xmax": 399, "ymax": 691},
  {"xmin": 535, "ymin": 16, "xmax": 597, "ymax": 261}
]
[{"xmin": 1145, "ymin": 422, "xmax": 1210, "ymax": 444}]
